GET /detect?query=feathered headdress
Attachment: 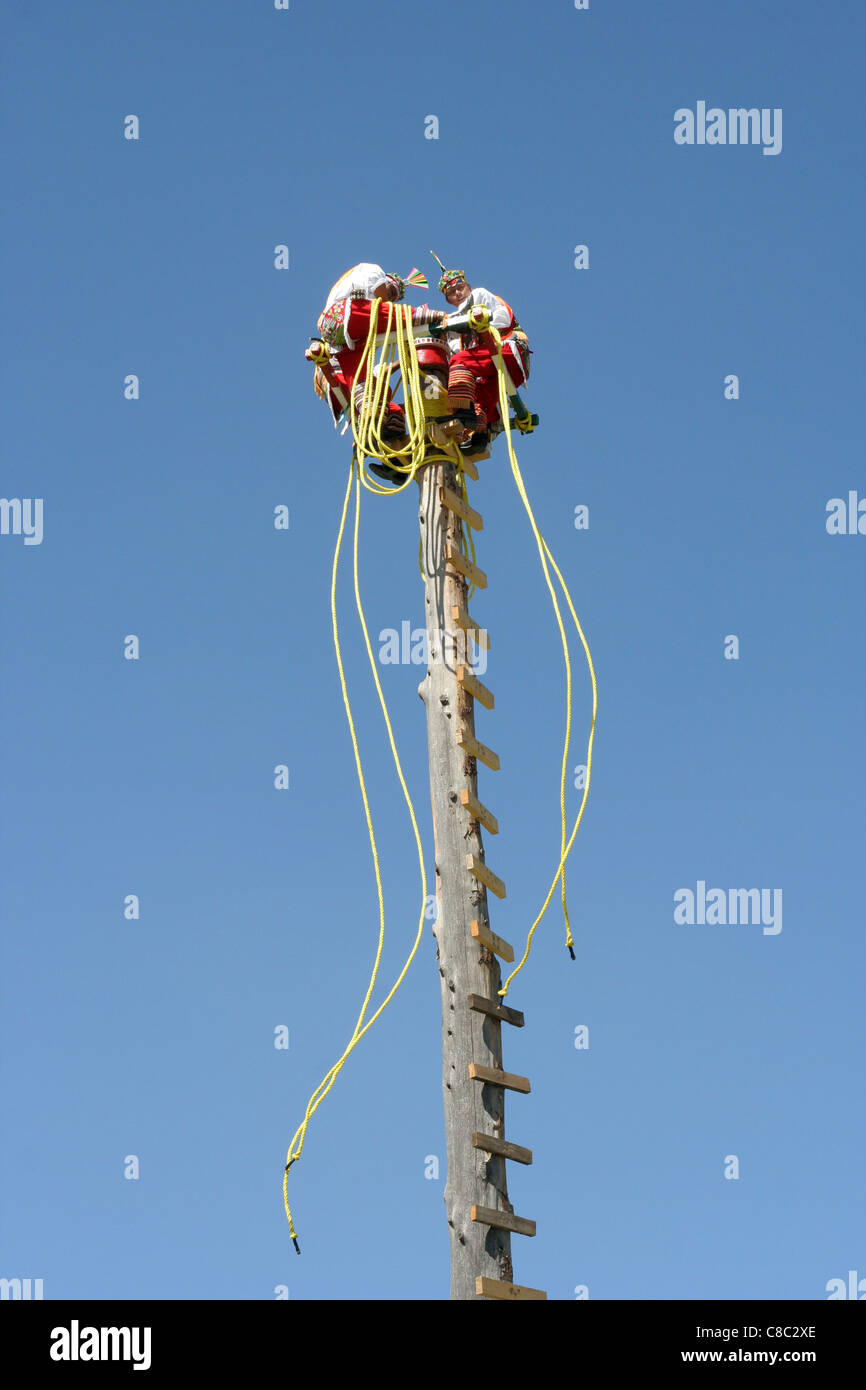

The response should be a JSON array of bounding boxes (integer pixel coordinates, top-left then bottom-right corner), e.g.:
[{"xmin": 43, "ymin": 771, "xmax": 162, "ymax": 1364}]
[{"xmin": 430, "ymin": 250, "xmax": 465, "ymax": 294}]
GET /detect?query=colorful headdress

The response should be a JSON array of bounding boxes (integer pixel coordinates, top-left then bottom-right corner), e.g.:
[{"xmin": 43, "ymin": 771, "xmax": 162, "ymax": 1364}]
[
  {"xmin": 431, "ymin": 250, "xmax": 465, "ymax": 295},
  {"xmin": 386, "ymin": 267, "xmax": 429, "ymax": 299},
  {"xmin": 404, "ymin": 267, "xmax": 429, "ymax": 288}
]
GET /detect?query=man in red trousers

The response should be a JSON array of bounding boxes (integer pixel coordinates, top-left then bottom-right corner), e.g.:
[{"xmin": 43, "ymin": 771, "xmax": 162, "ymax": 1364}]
[{"xmin": 435, "ymin": 266, "xmax": 531, "ymax": 449}]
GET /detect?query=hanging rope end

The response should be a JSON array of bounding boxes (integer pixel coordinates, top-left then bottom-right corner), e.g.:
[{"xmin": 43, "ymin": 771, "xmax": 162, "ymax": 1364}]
[
  {"xmin": 567, "ymin": 942, "xmax": 576, "ymax": 961},
  {"xmin": 292, "ymin": 1236, "xmax": 301, "ymax": 1255}
]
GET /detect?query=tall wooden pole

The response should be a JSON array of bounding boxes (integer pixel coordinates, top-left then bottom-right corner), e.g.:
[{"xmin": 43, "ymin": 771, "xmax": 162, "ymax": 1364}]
[{"xmin": 417, "ymin": 456, "xmax": 535, "ymax": 1301}]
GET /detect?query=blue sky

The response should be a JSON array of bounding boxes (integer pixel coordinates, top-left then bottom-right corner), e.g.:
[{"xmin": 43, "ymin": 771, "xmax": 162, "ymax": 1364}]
[{"xmin": 2, "ymin": 0, "xmax": 863, "ymax": 1301}]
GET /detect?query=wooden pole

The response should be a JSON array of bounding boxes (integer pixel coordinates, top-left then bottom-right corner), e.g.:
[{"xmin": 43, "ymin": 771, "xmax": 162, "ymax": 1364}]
[{"xmin": 417, "ymin": 456, "xmax": 518, "ymax": 1300}]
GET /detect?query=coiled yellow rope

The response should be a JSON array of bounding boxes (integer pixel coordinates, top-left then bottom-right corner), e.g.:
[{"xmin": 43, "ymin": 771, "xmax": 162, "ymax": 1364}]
[{"xmin": 351, "ymin": 299, "xmax": 428, "ymax": 493}]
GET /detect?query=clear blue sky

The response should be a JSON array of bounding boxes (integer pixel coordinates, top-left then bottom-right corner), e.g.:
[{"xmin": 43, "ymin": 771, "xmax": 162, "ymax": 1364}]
[{"xmin": 3, "ymin": 0, "xmax": 863, "ymax": 1301}]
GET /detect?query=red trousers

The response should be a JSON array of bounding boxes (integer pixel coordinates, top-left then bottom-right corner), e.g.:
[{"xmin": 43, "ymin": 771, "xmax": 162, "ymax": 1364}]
[{"xmin": 448, "ymin": 337, "xmax": 530, "ymax": 426}]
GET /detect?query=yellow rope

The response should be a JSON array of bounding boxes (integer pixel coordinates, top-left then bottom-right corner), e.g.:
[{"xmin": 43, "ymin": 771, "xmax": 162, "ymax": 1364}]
[
  {"xmin": 486, "ymin": 329, "xmax": 598, "ymax": 997},
  {"xmin": 349, "ymin": 298, "xmax": 471, "ymax": 496},
  {"xmin": 282, "ymin": 451, "xmax": 429, "ymax": 1247},
  {"xmin": 351, "ymin": 299, "xmax": 427, "ymax": 494}
]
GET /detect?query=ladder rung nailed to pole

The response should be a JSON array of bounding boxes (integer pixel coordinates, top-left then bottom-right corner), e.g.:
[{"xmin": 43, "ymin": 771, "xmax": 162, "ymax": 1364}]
[
  {"xmin": 469, "ymin": 1062, "xmax": 531, "ymax": 1094},
  {"xmin": 445, "ymin": 543, "xmax": 487, "ymax": 590},
  {"xmin": 472, "ymin": 1132, "xmax": 533, "ymax": 1166},
  {"xmin": 439, "ymin": 484, "xmax": 483, "ymax": 531},
  {"xmin": 476, "ymin": 1276, "xmax": 546, "ymax": 1301},
  {"xmin": 460, "ymin": 788, "xmax": 499, "ymax": 835},
  {"xmin": 467, "ymin": 992, "xmax": 524, "ymax": 1027},
  {"xmin": 456, "ymin": 731, "xmax": 500, "ymax": 771},
  {"xmin": 451, "ymin": 604, "xmax": 490, "ymax": 650},
  {"xmin": 457, "ymin": 666, "xmax": 494, "ymax": 710},
  {"xmin": 471, "ymin": 1205, "xmax": 536, "ymax": 1238},
  {"xmin": 466, "ymin": 854, "xmax": 506, "ymax": 900},
  {"xmin": 470, "ymin": 920, "xmax": 514, "ymax": 962}
]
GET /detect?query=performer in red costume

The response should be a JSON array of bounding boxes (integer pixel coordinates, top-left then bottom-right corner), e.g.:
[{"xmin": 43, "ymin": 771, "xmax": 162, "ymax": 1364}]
[
  {"xmin": 433, "ymin": 260, "xmax": 531, "ymax": 449},
  {"xmin": 312, "ymin": 263, "xmax": 443, "ymax": 440}
]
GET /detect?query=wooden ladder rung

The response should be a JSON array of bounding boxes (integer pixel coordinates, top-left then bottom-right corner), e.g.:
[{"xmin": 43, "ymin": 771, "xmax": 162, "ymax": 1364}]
[
  {"xmin": 445, "ymin": 543, "xmax": 487, "ymax": 589},
  {"xmin": 457, "ymin": 666, "xmax": 494, "ymax": 710},
  {"xmin": 471, "ymin": 1205, "xmax": 536, "ymax": 1238},
  {"xmin": 439, "ymin": 484, "xmax": 483, "ymax": 531},
  {"xmin": 470, "ymin": 920, "xmax": 513, "ymax": 962},
  {"xmin": 467, "ymin": 854, "xmax": 506, "ymax": 900},
  {"xmin": 456, "ymin": 731, "xmax": 500, "ymax": 771},
  {"xmin": 460, "ymin": 789, "xmax": 499, "ymax": 835},
  {"xmin": 467, "ymin": 992, "xmax": 523, "ymax": 1027},
  {"xmin": 451, "ymin": 604, "xmax": 490, "ymax": 650},
  {"xmin": 468, "ymin": 1062, "xmax": 530, "ymax": 1094},
  {"xmin": 460, "ymin": 457, "xmax": 480, "ymax": 480},
  {"xmin": 472, "ymin": 1132, "xmax": 533, "ymax": 1166},
  {"xmin": 476, "ymin": 1276, "xmax": 546, "ymax": 1301}
]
